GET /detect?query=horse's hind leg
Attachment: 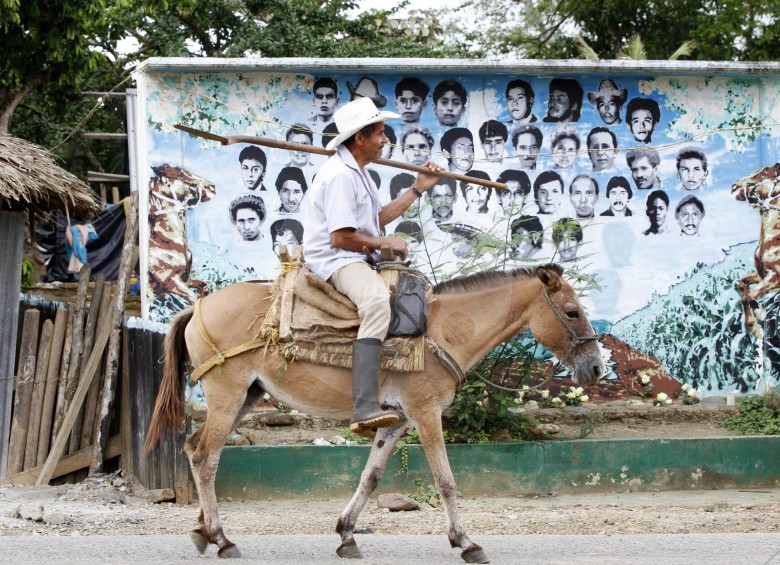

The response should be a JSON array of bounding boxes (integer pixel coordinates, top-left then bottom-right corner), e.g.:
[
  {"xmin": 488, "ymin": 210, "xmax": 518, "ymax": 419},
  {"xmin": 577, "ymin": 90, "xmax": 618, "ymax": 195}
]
[
  {"xmin": 189, "ymin": 379, "xmax": 264, "ymax": 558},
  {"xmin": 414, "ymin": 412, "xmax": 488, "ymax": 564},
  {"xmin": 336, "ymin": 420, "xmax": 410, "ymax": 559}
]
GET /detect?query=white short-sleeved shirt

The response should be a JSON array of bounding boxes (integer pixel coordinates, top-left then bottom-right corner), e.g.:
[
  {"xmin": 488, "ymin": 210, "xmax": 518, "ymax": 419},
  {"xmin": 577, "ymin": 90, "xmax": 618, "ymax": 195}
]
[{"xmin": 303, "ymin": 145, "xmax": 382, "ymax": 281}]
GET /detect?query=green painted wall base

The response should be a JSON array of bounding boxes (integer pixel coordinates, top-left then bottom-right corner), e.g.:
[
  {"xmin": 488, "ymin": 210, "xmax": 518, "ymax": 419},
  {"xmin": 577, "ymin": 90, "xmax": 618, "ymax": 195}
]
[{"xmin": 215, "ymin": 436, "xmax": 780, "ymax": 500}]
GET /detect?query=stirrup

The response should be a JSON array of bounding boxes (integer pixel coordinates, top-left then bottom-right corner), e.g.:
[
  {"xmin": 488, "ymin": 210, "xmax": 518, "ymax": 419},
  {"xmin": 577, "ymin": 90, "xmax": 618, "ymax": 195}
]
[{"xmin": 349, "ymin": 413, "xmax": 399, "ymax": 435}]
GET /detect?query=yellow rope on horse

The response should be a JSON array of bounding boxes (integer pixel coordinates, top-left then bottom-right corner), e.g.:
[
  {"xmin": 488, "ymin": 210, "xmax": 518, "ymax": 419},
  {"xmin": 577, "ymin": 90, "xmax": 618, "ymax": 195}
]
[
  {"xmin": 195, "ymin": 299, "xmax": 225, "ymax": 365},
  {"xmin": 190, "ymin": 299, "xmax": 271, "ymax": 384}
]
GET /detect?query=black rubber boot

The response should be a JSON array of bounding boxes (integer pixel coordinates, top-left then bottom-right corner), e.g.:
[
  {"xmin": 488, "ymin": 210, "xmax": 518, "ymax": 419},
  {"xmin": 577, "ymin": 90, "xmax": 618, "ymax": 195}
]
[{"xmin": 349, "ymin": 338, "xmax": 400, "ymax": 436}]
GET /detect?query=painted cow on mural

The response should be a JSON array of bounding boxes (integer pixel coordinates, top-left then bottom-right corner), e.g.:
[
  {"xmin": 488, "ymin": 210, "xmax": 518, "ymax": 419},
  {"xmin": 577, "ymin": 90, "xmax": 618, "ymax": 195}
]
[
  {"xmin": 148, "ymin": 164, "xmax": 216, "ymax": 312},
  {"xmin": 731, "ymin": 163, "xmax": 780, "ymax": 340}
]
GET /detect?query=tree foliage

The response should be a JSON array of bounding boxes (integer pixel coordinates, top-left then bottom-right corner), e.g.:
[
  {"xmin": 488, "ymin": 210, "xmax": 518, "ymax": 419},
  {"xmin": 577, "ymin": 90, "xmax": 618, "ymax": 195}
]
[
  {"xmin": 101, "ymin": 0, "xmax": 461, "ymax": 60},
  {"xmin": 4, "ymin": 0, "xmax": 461, "ymax": 171},
  {"xmin": 0, "ymin": 0, "xmax": 110, "ymax": 133},
  {"xmin": 451, "ymin": 0, "xmax": 780, "ymax": 61}
]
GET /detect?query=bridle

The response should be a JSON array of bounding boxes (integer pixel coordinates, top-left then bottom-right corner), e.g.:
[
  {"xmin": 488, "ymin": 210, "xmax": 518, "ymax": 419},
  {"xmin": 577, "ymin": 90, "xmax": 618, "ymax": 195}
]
[{"xmin": 471, "ymin": 283, "xmax": 599, "ymax": 393}]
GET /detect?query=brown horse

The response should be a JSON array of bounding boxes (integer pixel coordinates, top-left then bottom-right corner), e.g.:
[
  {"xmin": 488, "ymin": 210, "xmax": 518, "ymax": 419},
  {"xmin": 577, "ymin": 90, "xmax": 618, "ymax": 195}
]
[
  {"xmin": 145, "ymin": 265, "xmax": 604, "ymax": 562},
  {"xmin": 732, "ymin": 163, "xmax": 780, "ymax": 340}
]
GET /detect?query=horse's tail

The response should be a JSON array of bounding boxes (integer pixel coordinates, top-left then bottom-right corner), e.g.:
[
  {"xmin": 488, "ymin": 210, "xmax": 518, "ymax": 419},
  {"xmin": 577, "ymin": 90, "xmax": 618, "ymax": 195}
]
[{"xmin": 144, "ymin": 307, "xmax": 193, "ymax": 454}]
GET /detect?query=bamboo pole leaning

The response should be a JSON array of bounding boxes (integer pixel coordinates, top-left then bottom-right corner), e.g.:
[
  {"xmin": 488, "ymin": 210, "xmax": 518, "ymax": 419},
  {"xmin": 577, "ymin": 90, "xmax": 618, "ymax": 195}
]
[
  {"xmin": 81, "ymin": 281, "xmax": 113, "ymax": 451},
  {"xmin": 69, "ymin": 272, "xmax": 105, "ymax": 455}
]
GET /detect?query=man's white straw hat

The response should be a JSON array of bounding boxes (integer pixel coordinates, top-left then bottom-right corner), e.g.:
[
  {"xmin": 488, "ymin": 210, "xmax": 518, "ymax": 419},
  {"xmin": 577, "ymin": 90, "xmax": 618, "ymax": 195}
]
[{"xmin": 326, "ymin": 97, "xmax": 399, "ymax": 151}]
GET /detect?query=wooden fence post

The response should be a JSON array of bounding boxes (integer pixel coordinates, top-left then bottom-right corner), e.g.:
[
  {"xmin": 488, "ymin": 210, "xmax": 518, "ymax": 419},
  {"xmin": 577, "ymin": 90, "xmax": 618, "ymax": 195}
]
[
  {"xmin": 37, "ymin": 306, "xmax": 68, "ymax": 466},
  {"xmin": 8, "ymin": 309, "xmax": 40, "ymax": 474},
  {"xmin": 0, "ymin": 211, "xmax": 25, "ymax": 478},
  {"xmin": 24, "ymin": 318, "xmax": 54, "ymax": 470}
]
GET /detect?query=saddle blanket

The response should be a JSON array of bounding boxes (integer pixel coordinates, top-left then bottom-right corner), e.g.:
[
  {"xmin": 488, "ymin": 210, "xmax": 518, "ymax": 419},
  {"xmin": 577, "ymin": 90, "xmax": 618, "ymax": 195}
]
[{"xmin": 261, "ymin": 260, "xmax": 430, "ymax": 373}]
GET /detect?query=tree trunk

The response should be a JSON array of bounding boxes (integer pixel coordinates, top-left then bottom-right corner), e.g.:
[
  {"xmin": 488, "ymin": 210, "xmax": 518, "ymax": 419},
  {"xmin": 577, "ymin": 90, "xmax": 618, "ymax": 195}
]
[{"xmin": 0, "ymin": 81, "xmax": 40, "ymax": 134}]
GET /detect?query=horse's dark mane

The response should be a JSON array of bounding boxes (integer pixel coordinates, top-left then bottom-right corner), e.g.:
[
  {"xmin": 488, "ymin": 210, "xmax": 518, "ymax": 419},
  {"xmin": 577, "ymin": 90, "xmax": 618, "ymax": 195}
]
[{"xmin": 432, "ymin": 264, "xmax": 563, "ymax": 295}]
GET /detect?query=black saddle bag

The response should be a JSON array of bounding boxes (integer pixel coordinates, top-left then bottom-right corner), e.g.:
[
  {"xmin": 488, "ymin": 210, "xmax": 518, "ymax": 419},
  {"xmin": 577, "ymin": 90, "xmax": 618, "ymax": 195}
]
[{"xmin": 388, "ymin": 271, "xmax": 427, "ymax": 337}]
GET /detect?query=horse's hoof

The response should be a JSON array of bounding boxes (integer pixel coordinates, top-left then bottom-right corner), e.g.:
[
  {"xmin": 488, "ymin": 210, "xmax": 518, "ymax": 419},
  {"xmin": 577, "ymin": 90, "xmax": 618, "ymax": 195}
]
[
  {"xmin": 218, "ymin": 542, "xmax": 242, "ymax": 559},
  {"xmin": 336, "ymin": 540, "xmax": 363, "ymax": 559},
  {"xmin": 461, "ymin": 545, "xmax": 489, "ymax": 564},
  {"xmin": 190, "ymin": 528, "xmax": 209, "ymax": 554}
]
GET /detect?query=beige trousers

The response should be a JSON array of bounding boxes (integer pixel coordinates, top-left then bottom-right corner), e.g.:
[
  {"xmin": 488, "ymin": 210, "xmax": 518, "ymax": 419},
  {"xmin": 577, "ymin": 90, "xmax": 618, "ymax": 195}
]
[{"xmin": 330, "ymin": 261, "xmax": 391, "ymax": 340}]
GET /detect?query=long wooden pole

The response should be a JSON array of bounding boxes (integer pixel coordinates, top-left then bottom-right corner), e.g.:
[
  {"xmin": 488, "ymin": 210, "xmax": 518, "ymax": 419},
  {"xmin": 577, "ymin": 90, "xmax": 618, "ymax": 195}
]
[{"xmin": 174, "ymin": 124, "xmax": 508, "ymax": 191}]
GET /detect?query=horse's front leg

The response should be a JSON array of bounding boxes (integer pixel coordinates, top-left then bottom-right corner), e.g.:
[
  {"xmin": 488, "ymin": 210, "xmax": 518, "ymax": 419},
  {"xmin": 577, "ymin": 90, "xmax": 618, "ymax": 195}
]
[
  {"xmin": 336, "ymin": 420, "xmax": 410, "ymax": 559},
  {"xmin": 739, "ymin": 272, "xmax": 765, "ymax": 339},
  {"xmin": 414, "ymin": 411, "xmax": 489, "ymax": 564}
]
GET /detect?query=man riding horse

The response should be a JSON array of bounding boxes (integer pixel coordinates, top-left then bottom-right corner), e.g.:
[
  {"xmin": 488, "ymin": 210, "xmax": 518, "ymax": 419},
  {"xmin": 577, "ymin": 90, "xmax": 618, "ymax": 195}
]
[{"xmin": 303, "ymin": 97, "xmax": 443, "ymax": 436}]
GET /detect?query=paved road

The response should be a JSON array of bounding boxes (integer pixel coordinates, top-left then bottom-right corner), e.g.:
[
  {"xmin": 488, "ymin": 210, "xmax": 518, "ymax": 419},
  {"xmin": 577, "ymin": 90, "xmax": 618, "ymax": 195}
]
[{"xmin": 1, "ymin": 533, "xmax": 779, "ymax": 564}]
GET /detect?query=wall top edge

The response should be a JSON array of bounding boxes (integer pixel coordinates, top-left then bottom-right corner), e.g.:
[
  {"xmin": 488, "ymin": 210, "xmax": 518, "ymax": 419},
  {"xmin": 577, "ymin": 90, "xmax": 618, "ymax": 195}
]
[{"xmin": 133, "ymin": 57, "xmax": 780, "ymax": 77}]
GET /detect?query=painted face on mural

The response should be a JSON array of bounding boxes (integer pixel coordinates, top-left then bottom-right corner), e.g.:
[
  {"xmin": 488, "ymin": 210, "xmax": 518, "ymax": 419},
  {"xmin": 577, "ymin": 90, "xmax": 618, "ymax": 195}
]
[
  {"xmin": 678, "ymin": 158, "xmax": 708, "ymax": 191},
  {"xmin": 288, "ymin": 133, "xmax": 312, "ymax": 167},
  {"xmin": 392, "ymin": 185, "xmax": 420, "ymax": 218},
  {"xmin": 676, "ymin": 202, "xmax": 703, "ymax": 236},
  {"xmin": 558, "ymin": 235, "xmax": 580, "ymax": 261},
  {"xmin": 482, "ymin": 135, "xmax": 505, "ymax": 163},
  {"xmin": 647, "ymin": 196, "xmax": 668, "ymax": 232},
  {"xmin": 448, "ymin": 136, "xmax": 474, "ymax": 172},
  {"xmin": 402, "ymin": 132, "xmax": 432, "ymax": 166},
  {"xmin": 272, "ymin": 229, "xmax": 300, "ymax": 256},
  {"xmin": 511, "ymin": 228, "xmax": 537, "ymax": 258},
  {"xmin": 588, "ymin": 131, "xmax": 617, "ymax": 171},
  {"xmin": 429, "ymin": 183, "xmax": 456, "ymax": 221},
  {"xmin": 235, "ymin": 208, "xmax": 262, "ymax": 241},
  {"xmin": 629, "ymin": 109, "xmax": 656, "ymax": 143},
  {"xmin": 278, "ymin": 180, "xmax": 304, "ymax": 213},
  {"xmin": 506, "ymin": 87, "xmax": 532, "ymax": 122},
  {"xmin": 464, "ymin": 182, "xmax": 490, "ymax": 213},
  {"xmin": 433, "ymin": 90, "xmax": 465, "ymax": 126},
  {"xmin": 313, "ymin": 86, "xmax": 338, "ymax": 121},
  {"xmin": 537, "ymin": 179, "xmax": 563, "ymax": 214},
  {"xmin": 552, "ymin": 137, "xmax": 577, "ymax": 169},
  {"xmin": 452, "ymin": 233, "xmax": 475, "ymax": 259},
  {"xmin": 596, "ymin": 97, "xmax": 621, "ymax": 125},
  {"xmin": 498, "ymin": 181, "xmax": 526, "ymax": 215},
  {"xmin": 240, "ymin": 158, "xmax": 264, "ymax": 190},
  {"xmin": 395, "ymin": 89, "xmax": 426, "ymax": 122},
  {"xmin": 630, "ymin": 156, "xmax": 659, "ymax": 190},
  {"xmin": 608, "ymin": 186, "xmax": 630, "ymax": 214},
  {"xmin": 570, "ymin": 177, "xmax": 598, "ymax": 218},
  {"xmin": 547, "ymin": 89, "xmax": 576, "ymax": 121},
  {"xmin": 514, "ymin": 132, "xmax": 540, "ymax": 170}
]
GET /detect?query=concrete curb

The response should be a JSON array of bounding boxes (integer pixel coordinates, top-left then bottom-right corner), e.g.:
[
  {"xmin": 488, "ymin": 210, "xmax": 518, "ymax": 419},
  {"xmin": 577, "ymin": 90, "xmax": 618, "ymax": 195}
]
[{"xmin": 215, "ymin": 435, "xmax": 780, "ymax": 500}]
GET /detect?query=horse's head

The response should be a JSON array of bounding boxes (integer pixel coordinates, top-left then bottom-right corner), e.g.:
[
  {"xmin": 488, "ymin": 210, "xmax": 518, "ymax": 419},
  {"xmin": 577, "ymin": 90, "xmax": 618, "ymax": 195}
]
[
  {"xmin": 151, "ymin": 164, "xmax": 216, "ymax": 206},
  {"xmin": 732, "ymin": 164, "xmax": 780, "ymax": 208},
  {"xmin": 527, "ymin": 265, "xmax": 603, "ymax": 386}
]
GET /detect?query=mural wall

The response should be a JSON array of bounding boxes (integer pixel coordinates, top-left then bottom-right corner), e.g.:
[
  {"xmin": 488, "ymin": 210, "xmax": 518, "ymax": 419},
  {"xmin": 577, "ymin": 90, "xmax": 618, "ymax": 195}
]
[{"xmin": 133, "ymin": 60, "xmax": 780, "ymax": 397}]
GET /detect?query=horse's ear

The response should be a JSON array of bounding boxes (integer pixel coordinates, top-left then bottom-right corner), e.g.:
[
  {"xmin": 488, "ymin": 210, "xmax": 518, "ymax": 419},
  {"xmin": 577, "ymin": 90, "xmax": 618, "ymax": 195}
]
[{"xmin": 536, "ymin": 266, "xmax": 561, "ymax": 291}]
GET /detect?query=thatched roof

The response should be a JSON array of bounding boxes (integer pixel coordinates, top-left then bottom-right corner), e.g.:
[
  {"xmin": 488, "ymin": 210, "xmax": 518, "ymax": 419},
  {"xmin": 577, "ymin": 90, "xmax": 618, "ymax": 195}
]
[{"xmin": 0, "ymin": 134, "xmax": 100, "ymax": 218}]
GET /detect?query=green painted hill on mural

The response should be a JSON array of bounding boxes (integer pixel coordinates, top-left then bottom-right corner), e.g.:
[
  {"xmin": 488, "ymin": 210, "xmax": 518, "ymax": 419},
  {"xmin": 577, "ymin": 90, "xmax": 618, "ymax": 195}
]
[{"xmin": 612, "ymin": 241, "xmax": 779, "ymax": 393}]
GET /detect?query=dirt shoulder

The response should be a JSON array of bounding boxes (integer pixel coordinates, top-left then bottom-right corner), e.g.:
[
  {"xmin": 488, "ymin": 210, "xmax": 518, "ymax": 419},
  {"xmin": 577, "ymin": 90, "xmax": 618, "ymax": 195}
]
[{"xmin": 1, "ymin": 480, "xmax": 778, "ymax": 538}]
